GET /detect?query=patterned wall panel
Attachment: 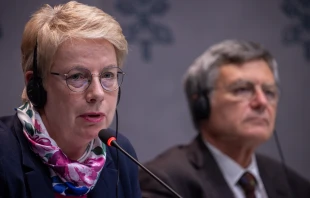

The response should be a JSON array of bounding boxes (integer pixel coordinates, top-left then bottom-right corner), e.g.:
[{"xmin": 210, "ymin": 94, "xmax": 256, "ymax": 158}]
[
  {"xmin": 114, "ymin": 0, "xmax": 174, "ymax": 61},
  {"xmin": 281, "ymin": 0, "xmax": 310, "ymax": 61}
]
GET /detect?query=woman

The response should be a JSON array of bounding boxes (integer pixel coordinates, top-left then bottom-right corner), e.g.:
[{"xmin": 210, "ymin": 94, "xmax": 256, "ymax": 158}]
[{"xmin": 0, "ymin": 1, "xmax": 141, "ymax": 197}]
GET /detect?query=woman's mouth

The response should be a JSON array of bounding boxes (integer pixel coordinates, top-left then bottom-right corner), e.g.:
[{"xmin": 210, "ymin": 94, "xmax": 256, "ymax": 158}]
[{"xmin": 79, "ymin": 113, "xmax": 105, "ymax": 123}]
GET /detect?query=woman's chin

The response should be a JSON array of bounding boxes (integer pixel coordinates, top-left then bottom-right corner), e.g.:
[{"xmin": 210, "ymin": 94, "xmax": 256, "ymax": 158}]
[{"xmin": 78, "ymin": 127, "xmax": 105, "ymax": 140}]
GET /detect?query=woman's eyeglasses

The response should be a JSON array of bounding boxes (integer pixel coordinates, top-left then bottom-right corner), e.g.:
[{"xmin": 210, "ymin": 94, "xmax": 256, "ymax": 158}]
[{"xmin": 50, "ymin": 66, "xmax": 125, "ymax": 92}]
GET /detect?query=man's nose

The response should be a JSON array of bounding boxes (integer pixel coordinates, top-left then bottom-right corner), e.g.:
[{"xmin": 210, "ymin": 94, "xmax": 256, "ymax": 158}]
[{"xmin": 250, "ymin": 88, "xmax": 268, "ymax": 109}]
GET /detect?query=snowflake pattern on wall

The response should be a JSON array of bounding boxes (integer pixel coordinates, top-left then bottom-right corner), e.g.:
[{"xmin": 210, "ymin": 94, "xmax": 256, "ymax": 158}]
[
  {"xmin": 281, "ymin": 0, "xmax": 310, "ymax": 61},
  {"xmin": 114, "ymin": 0, "xmax": 174, "ymax": 61}
]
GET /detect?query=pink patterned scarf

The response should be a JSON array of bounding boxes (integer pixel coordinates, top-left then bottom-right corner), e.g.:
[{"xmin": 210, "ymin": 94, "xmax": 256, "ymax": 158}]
[{"xmin": 16, "ymin": 102, "xmax": 106, "ymax": 196}]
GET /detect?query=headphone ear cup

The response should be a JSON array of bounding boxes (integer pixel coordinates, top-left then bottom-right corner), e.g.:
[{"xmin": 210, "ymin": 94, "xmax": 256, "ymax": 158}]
[
  {"xmin": 191, "ymin": 93, "xmax": 211, "ymax": 122},
  {"xmin": 26, "ymin": 77, "xmax": 47, "ymax": 108}
]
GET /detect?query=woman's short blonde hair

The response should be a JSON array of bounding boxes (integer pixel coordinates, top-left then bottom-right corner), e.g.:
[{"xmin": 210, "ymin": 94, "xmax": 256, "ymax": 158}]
[{"xmin": 21, "ymin": 1, "xmax": 128, "ymax": 102}]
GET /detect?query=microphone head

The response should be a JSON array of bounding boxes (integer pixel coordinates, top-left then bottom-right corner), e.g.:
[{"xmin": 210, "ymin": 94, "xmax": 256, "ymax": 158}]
[{"xmin": 98, "ymin": 129, "xmax": 116, "ymax": 147}]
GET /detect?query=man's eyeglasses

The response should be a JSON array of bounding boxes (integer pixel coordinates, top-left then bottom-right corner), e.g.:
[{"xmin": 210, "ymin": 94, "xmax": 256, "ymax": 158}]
[
  {"xmin": 50, "ymin": 66, "xmax": 125, "ymax": 92},
  {"xmin": 216, "ymin": 81, "xmax": 280, "ymax": 104}
]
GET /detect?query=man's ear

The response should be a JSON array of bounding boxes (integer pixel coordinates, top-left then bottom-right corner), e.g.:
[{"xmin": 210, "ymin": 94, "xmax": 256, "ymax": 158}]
[{"xmin": 25, "ymin": 71, "xmax": 34, "ymax": 84}]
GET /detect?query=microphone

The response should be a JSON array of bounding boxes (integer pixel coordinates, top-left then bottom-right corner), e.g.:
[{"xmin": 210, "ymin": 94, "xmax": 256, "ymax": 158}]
[{"xmin": 98, "ymin": 129, "xmax": 183, "ymax": 198}]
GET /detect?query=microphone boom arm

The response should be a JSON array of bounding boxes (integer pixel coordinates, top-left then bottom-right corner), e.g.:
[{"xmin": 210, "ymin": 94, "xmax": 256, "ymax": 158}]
[{"xmin": 111, "ymin": 141, "xmax": 183, "ymax": 198}]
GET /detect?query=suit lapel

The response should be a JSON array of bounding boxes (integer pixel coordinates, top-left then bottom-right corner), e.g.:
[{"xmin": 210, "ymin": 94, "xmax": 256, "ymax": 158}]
[
  {"xmin": 13, "ymin": 115, "xmax": 54, "ymax": 198},
  {"xmin": 188, "ymin": 135, "xmax": 235, "ymax": 198},
  {"xmin": 186, "ymin": 135, "xmax": 294, "ymax": 198},
  {"xmin": 257, "ymin": 155, "xmax": 290, "ymax": 198}
]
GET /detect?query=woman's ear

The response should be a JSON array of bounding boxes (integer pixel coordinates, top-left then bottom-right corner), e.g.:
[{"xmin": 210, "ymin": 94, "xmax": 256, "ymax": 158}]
[{"xmin": 25, "ymin": 71, "xmax": 34, "ymax": 84}]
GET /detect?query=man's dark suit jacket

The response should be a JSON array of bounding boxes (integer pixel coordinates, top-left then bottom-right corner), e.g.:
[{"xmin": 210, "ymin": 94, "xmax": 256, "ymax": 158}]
[
  {"xmin": 139, "ymin": 135, "xmax": 310, "ymax": 198},
  {"xmin": 0, "ymin": 114, "xmax": 141, "ymax": 198}
]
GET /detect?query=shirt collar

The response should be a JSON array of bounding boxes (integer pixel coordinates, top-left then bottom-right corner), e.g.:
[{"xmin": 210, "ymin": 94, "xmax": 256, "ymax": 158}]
[{"xmin": 205, "ymin": 141, "xmax": 261, "ymax": 187}]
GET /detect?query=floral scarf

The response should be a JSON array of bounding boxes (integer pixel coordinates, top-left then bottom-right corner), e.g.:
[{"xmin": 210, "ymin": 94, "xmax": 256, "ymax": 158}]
[{"xmin": 16, "ymin": 102, "xmax": 106, "ymax": 196}]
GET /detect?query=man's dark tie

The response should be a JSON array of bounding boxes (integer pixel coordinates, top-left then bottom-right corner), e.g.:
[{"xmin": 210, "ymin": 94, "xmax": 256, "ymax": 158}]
[{"xmin": 237, "ymin": 171, "xmax": 257, "ymax": 198}]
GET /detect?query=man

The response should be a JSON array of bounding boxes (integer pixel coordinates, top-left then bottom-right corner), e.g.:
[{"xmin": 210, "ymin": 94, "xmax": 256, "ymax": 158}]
[{"xmin": 139, "ymin": 40, "xmax": 310, "ymax": 198}]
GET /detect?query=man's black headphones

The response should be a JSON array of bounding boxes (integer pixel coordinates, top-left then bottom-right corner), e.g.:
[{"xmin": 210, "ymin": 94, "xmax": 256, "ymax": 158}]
[
  {"xmin": 26, "ymin": 41, "xmax": 121, "ymax": 108},
  {"xmin": 189, "ymin": 87, "xmax": 211, "ymax": 125}
]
